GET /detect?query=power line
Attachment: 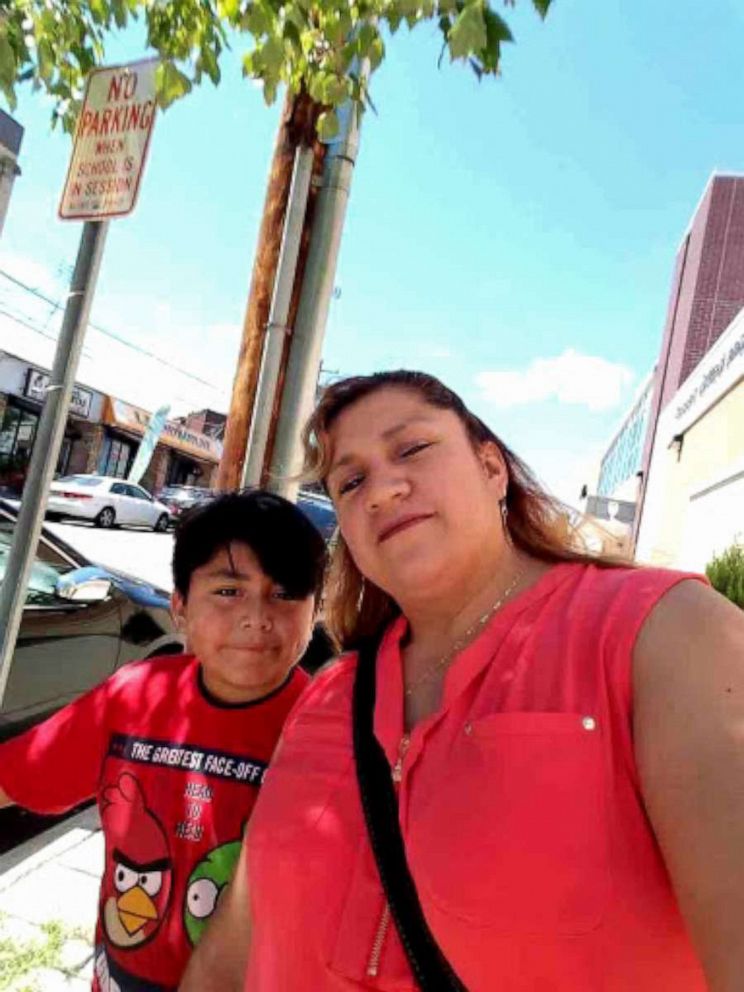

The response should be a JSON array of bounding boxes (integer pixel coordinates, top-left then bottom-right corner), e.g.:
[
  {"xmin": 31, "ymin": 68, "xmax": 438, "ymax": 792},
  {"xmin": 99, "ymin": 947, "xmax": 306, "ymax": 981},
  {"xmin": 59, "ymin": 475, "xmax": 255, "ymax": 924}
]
[{"xmin": 0, "ymin": 267, "xmax": 224, "ymax": 393}]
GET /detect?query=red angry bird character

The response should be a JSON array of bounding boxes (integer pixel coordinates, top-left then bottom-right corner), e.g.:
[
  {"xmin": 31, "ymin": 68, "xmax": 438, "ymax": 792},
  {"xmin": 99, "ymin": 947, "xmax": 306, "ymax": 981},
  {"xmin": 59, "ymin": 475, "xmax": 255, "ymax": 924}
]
[{"xmin": 100, "ymin": 773, "xmax": 173, "ymax": 950}]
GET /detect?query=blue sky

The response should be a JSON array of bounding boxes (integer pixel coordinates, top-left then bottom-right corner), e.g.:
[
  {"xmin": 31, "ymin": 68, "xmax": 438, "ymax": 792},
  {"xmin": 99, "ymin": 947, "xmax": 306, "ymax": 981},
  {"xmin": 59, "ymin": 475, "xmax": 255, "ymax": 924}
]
[{"xmin": 2, "ymin": 0, "xmax": 743, "ymax": 504}]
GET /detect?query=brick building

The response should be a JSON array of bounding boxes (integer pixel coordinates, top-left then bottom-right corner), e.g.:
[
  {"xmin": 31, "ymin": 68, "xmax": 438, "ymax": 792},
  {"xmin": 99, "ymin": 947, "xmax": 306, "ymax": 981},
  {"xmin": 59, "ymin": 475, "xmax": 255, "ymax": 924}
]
[
  {"xmin": 633, "ymin": 174, "xmax": 744, "ymax": 568},
  {"xmin": 636, "ymin": 174, "xmax": 744, "ymax": 545}
]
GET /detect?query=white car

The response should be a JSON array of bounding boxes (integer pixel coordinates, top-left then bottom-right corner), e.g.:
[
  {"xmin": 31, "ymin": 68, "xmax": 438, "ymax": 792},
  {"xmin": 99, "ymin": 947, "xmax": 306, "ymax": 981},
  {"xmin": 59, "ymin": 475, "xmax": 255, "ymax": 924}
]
[{"xmin": 47, "ymin": 475, "xmax": 172, "ymax": 532}]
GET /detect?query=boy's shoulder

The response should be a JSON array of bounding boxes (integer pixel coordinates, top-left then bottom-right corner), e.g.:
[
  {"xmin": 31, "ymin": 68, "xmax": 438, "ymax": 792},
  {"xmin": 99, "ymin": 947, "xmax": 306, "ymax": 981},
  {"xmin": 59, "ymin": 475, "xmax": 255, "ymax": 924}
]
[{"xmin": 108, "ymin": 652, "xmax": 195, "ymax": 695}]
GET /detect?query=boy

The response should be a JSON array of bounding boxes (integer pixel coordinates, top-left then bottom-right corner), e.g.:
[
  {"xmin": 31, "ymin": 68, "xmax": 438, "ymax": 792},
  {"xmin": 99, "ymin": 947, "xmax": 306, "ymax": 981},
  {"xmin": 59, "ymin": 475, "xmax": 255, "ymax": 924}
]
[{"xmin": 0, "ymin": 490, "xmax": 326, "ymax": 992}]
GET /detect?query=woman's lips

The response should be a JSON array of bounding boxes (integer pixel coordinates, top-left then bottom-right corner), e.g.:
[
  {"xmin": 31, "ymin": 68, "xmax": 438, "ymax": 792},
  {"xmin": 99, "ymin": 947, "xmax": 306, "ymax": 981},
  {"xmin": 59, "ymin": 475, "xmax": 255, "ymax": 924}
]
[{"xmin": 378, "ymin": 514, "xmax": 433, "ymax": 544}]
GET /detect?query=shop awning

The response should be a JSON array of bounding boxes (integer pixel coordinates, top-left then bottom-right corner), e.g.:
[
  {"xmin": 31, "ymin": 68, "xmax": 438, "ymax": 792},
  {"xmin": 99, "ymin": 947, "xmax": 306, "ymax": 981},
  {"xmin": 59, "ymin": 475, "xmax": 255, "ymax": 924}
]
[{"xmin": 103, "ymin": 397, "xmax": 222, "ymax": 464}]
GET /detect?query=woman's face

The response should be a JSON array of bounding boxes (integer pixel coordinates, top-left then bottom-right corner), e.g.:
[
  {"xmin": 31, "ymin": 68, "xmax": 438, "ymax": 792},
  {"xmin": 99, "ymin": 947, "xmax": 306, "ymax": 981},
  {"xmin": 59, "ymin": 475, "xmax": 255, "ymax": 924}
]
[{"xmin": 325, "ymin": 387, "xmax": 508, "ymax": 600}]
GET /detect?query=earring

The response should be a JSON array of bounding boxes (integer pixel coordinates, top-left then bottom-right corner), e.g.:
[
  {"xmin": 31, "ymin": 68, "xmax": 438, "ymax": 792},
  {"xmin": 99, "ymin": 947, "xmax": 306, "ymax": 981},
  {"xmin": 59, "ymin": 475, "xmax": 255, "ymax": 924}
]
[{"xmin": 500, "ymin": 498, "xmax": 513, "ymax": 546}]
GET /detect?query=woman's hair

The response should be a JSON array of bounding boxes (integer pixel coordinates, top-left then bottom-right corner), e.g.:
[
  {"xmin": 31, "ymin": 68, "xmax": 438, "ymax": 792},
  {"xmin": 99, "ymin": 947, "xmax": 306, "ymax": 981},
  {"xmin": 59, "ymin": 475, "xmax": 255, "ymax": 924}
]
[{"xmin": 303, "ymin": 370, "xmax": 622, "ymax": 647}]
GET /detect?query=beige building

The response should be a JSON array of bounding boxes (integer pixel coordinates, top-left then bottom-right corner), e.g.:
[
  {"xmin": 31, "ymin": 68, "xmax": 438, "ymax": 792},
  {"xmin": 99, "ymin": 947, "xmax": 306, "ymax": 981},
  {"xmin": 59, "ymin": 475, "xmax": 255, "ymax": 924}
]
[{"xmin": 635, "ymin": 308, "xmax": 744, "ymax": 572}]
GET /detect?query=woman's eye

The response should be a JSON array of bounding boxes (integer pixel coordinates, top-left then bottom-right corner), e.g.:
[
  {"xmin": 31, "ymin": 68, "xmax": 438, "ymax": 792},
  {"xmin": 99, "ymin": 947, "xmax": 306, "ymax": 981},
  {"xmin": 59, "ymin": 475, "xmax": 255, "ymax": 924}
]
[
  {"xmin": 338, "ymin": 474, "xmax": 363, "ymax": 496},
  {"xmin": 401, "ymin": 441, "xmax": 432, "ymax": 459}
]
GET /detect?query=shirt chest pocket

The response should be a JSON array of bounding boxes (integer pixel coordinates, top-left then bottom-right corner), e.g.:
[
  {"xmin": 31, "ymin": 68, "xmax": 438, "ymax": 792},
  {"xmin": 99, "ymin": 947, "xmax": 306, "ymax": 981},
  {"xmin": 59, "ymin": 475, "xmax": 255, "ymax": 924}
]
[{"xmin": 406, "ymin": 711, "xmax": 610, "ymax": 935}]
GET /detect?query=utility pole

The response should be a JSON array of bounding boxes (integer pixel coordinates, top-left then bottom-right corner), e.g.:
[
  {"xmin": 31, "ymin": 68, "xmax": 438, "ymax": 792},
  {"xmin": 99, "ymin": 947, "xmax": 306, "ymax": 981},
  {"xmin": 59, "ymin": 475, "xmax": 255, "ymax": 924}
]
[
  {"xmin": 216, "ymin": 91, "xmax": 320, "ymax": 490},
  {"xmin": 267, "ymin": 98, "xmax": 362, "ymax": 500}
]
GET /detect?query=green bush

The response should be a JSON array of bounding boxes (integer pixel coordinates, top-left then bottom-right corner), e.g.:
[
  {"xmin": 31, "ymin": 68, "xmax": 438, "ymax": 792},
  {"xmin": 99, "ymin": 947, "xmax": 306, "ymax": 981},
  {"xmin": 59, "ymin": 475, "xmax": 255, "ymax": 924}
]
[{"xmin": 706, "ymin": 543, "xmax": 744, "ymax": 609}]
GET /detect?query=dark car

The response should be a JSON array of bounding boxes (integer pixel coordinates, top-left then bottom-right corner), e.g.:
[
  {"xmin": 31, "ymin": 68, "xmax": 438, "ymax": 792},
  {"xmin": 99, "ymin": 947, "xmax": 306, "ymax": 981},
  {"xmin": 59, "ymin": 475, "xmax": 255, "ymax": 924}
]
[
  {"xmin": 0, "ymin": 501, "xmax": 183, "ymax": 742},
  {"xmin": 157, "ymin": 485, "xmax": 213, "ymax": 523}
]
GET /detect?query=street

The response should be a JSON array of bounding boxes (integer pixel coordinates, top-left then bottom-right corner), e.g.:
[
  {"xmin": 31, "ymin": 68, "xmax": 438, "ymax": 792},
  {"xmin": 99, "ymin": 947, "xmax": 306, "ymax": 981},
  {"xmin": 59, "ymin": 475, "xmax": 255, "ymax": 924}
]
[{"xmin": 47, "ymin": 519, "xmax": 174, "ymax": 592}]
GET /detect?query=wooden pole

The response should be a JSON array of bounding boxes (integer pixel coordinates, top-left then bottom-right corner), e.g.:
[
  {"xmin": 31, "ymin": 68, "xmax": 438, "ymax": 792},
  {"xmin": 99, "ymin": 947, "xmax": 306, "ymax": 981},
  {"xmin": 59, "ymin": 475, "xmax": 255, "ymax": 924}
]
[{"xmin": 216, "ymin": 89, "xmax": 319, "ymax": 490}]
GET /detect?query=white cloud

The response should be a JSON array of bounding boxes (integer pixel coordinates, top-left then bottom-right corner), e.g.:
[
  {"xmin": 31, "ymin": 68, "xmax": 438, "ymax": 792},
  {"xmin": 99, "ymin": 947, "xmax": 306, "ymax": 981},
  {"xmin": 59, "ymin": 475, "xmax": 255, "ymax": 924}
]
[{"xmin": 475, "ymin": 349, "xmax": 634, "ymax": 412}]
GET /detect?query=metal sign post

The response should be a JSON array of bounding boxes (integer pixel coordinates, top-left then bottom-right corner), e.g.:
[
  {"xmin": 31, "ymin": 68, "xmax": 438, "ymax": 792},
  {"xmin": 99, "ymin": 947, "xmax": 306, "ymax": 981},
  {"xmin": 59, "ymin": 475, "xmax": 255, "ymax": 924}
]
[
  {"xmin": 0, "ymin": 59, "xmax": 159, "ymax": 707},
  {"xmin": 0, "ymin": 220, "xmax": 108, "ymax": 703}
]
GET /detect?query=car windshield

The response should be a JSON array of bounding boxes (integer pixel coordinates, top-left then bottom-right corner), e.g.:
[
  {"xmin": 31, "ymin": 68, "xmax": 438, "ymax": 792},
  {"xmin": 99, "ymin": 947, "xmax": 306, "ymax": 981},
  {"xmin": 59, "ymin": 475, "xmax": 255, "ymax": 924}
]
[
  {"xmin": 57, "ymin": 476, "xmax": 101, "ymax": 487},
  {"xmin": 0, "ymin": 517, "xmax": 75, "ymax": 605}
]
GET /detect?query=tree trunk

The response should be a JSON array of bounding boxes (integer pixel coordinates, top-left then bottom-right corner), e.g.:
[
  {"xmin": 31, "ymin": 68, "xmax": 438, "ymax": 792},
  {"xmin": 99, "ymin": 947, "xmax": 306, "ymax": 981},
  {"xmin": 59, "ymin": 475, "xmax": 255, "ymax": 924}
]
[{"xmin": 215, "ymin": 89, "xmax": 319, "ymax": 490}]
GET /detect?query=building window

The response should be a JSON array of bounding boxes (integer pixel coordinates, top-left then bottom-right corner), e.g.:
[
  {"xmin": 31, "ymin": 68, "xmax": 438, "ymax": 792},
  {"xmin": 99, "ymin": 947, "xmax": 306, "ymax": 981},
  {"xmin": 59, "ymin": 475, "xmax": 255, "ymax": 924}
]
[
  {"xmin": 100, "ymin": 435, "xmax": 135, "ymax": 478},
  {"xmin": 0, "ymin": 402, "xmax": 39, "ymax": 494}
]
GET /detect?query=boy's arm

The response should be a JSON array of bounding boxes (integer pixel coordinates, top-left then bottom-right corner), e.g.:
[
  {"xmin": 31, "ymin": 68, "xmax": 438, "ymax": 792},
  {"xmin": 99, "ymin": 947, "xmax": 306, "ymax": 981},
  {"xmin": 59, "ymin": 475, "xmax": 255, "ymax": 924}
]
[
  {"xmin": 0, "ymin": 676, "xmax": 113, "ymax": 813},
  {"xmin": 179, "ymin": 833, "xmax": 252, "ymax": 992}
]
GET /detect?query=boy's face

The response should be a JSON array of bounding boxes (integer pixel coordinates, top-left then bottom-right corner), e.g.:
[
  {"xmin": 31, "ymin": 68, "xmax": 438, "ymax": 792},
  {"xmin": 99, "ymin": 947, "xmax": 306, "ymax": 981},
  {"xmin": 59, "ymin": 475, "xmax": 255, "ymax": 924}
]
[{"xmin": 171, "ymin": 542, "xmax": 315, "ymax": 704}]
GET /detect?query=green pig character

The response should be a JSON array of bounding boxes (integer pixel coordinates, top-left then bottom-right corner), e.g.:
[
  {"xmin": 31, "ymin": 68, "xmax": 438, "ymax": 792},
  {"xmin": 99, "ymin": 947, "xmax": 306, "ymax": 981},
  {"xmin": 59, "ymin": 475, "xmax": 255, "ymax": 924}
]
[{"xmin": 183, "ymin": 839, "xmax": 242, "ymax": 946}]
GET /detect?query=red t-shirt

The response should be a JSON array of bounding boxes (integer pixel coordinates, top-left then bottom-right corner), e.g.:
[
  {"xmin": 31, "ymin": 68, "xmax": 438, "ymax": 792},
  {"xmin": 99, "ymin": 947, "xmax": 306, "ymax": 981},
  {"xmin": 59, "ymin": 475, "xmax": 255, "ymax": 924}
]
[{"xmin": 0, "ymin": 653, "xmax": 308, "ymax": 992}]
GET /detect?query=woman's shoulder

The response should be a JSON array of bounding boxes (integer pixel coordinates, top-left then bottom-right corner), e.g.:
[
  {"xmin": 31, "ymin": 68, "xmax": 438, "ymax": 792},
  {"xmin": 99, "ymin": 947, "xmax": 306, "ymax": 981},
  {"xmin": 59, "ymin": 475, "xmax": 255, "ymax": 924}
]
[
  {"xmin": 540, "ymin": 561, "xmax": 708, "ymax": 652},
  {"xmin": 565, "ymin": 560, "xmax": 706, "ymax": 607}
]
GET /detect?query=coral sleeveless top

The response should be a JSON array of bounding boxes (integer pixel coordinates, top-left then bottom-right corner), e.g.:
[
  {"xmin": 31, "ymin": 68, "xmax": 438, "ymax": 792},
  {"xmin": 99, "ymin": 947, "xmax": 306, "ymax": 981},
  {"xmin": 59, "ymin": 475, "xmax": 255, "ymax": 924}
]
[{"xmin": 245, "ymin": 563, "xmax": 708, "ymax": 990}]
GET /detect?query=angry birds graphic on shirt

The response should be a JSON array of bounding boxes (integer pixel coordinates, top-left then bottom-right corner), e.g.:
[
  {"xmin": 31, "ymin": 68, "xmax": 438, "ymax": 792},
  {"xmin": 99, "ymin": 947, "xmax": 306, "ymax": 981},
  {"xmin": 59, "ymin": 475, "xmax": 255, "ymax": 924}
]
[
  {"xmin": 183, "ymin": 839, "xmax": 242, "ymax": 946},
  {"xmin": 100, "ymin": 773, "xmax": 173, "ymax": 950}
]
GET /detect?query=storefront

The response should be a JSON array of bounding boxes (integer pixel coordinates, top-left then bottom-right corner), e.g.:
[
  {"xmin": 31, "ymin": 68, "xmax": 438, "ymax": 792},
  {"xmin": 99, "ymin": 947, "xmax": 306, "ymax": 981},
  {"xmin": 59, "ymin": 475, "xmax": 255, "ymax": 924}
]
[
  {"xmin": 635, "ymin": 308, "xmax": 744, "ymax": 571},
  {"xmin": 101, "ymin": 398, "xmax": 221, "ymax": 493},
  {"xmin": 0, "ymin": 356, "xmax": 104, "ymax": 495}
]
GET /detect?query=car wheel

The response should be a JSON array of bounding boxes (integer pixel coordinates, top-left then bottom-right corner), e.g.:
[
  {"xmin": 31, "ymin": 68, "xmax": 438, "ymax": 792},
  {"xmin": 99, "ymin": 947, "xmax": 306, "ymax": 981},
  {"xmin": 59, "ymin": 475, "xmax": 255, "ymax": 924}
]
[
  {"xmin": 154, "ymin": 514, "xmax": 169, "ymax": 533},
  {"xmin": 95, "ymin": 507, "xmax": 116, "ymax": 529}
]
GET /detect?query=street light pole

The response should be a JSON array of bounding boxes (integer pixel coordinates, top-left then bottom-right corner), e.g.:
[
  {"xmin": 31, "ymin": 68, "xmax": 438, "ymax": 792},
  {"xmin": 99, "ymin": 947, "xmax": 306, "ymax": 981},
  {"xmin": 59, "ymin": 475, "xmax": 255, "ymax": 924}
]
[
  {"xmin": 242, "ymin": 143, "xmax": 314, "ymax": 487},
  {"xmin": 267, "ymin": 97, "xmax": 362, "ymax": 500},
  {"xmin": 0, "ymin": 219, "xmax": 109, "ymax": 707}
]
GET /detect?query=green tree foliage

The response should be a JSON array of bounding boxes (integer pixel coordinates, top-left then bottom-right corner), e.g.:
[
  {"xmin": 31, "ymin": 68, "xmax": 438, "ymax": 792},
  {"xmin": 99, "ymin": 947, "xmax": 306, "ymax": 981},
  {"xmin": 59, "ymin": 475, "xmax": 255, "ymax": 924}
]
[
  {"xmin": 0, "ymin": 0, "xmax": 553, "ymax": 133},
  {"xmin": 706, "ymin": 542, "xmax": 744, "ymax": 610}
]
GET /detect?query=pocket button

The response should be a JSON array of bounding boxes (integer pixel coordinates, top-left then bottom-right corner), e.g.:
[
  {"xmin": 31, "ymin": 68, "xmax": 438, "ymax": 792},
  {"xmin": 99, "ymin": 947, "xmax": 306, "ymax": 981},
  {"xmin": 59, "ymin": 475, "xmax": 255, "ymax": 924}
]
[{"xmin": 581, "ymin": 715, "xmax": 597, "ymax": 731}]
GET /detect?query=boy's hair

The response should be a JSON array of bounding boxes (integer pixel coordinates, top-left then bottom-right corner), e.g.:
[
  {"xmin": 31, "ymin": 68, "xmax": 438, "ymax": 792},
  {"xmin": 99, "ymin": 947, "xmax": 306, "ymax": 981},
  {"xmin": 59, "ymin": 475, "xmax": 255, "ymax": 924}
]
[{"xmin": 172, "ymin": 490, "xmax": 327, "ymax": 602}]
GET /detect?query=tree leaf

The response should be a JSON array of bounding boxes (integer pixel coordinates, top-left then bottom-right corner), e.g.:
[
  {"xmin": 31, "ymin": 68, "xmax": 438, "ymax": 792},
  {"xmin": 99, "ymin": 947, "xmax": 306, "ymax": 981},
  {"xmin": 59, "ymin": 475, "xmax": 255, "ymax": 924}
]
[
  {"xmin": 0, "ymin": 34, "xmax": 17, "ymax": 91},
  {"xmin": 448, "ymin": 3, "xmax": 487, "ymax": 61},
  {"xmin": 317, "ymin": 108, "xmax": 339, "ymax": 140},
  {"xmin": 532, "ymin": 0, "xmax": 552, "ymax": 19},
  {"xmin": 368, "ymin": 36, "xmax": 384, "ymax": 70},
  {"xmin": 155, "ymin": 60, "xmax": 193, "ymax": 109}
]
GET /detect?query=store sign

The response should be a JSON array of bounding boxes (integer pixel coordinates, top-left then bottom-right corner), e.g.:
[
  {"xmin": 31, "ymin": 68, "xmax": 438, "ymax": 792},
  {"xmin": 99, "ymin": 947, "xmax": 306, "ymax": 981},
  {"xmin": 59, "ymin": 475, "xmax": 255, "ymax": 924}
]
[
  {"xmin": 25, "ymin": 368, "xmax": 93, "ymax": 418},
  {"xmin": 106, "ymin": 398, "xmax": 222, "ymax": 462},
  {"xmin": 59, "ymin": 58, "xmax": 158, "ymax": 220},
  {"xmin": 672, "ymin": 312, "xmax": 744, "ymax": 436}
]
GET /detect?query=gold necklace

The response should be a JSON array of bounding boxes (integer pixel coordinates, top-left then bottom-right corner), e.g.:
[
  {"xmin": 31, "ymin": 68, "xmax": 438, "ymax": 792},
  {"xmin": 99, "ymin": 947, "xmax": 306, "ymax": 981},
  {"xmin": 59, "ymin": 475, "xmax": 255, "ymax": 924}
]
[{"xmin": 404, "ymin": 572, "xmax": 522, "ymax": 697}]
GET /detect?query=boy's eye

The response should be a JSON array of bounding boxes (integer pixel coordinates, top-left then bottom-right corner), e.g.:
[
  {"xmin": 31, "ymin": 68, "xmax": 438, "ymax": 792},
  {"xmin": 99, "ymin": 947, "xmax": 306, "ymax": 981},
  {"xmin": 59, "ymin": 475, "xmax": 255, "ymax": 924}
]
[
  {"xmin": 215, "ymin": 587, "xmax": 240, "ymax": 597},
  {"xmin": 273, "ymin": 588, "xmax": 299, "ymax": 601}
]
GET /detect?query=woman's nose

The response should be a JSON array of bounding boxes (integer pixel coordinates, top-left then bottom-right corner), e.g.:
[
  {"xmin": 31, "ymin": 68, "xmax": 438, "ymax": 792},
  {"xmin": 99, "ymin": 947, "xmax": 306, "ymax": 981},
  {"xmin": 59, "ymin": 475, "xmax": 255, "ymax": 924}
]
[{"xmin": 364, "ymin": 472, "xmax": 411, "ymax": 512}]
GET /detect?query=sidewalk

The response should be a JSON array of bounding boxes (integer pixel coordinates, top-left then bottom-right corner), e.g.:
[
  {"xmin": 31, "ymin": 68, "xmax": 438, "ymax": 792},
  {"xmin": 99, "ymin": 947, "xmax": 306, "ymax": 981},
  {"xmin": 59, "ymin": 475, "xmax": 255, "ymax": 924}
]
[{"xmin": 0, "ymin": 807, "xmax": 101, "ymax": 991}]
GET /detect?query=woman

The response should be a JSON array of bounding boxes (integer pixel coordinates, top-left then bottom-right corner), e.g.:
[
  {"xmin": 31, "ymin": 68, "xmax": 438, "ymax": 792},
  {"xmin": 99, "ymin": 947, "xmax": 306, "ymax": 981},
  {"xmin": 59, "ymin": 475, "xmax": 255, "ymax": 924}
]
[{"xmin": 181, "ymin": 370, "xmax": 744, "ymax": 991}]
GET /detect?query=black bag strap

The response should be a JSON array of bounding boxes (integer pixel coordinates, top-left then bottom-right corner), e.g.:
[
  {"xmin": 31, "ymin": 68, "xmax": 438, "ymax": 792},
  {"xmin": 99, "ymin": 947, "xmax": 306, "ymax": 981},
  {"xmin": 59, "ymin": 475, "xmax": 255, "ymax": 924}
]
[{"xmin": 352, "ymin": 633, "xmax": 468, "ymax": 991}]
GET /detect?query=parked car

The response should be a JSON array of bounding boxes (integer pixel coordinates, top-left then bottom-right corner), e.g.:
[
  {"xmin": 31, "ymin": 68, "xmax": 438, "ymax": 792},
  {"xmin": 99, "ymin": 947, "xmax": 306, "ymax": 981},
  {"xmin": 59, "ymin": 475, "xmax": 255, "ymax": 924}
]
[
  {"xmin": 157, "ymin": 484, "xmax": 214, "ymax": 523},
  {"xmin": 0, "ymin": 501, "xmax": 182, "ymax": 742},
  {"xmin": 46, "ymin": 475, "xmax": 171, "ymax": 531},
  {"xmin": 161, "ymin": 486, "xmax": 337, "ymax": 541},
  {"xmin": 297, "ymin": 491, "xmax": 337, "ymax": 541}
]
